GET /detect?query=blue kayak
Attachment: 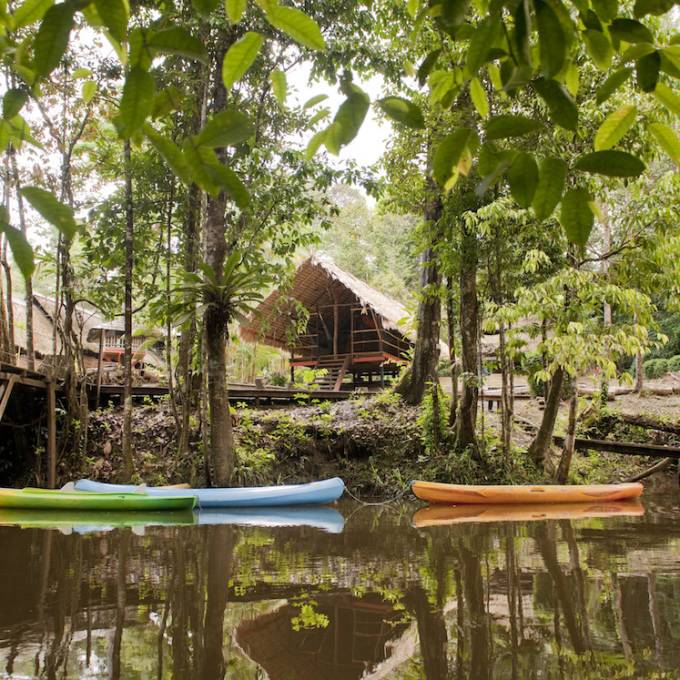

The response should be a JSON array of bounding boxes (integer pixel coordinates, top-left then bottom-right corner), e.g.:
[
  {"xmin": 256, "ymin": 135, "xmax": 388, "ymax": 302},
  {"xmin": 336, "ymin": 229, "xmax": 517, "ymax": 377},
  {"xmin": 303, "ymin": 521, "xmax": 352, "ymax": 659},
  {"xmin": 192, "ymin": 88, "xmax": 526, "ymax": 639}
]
[
  {"xmin": 197, "ymin": 507, "xmax": 344, "ymax": 533},
  {"xmin": 74, "ymin": 477, "xmax": 345, "ymax": 508}
]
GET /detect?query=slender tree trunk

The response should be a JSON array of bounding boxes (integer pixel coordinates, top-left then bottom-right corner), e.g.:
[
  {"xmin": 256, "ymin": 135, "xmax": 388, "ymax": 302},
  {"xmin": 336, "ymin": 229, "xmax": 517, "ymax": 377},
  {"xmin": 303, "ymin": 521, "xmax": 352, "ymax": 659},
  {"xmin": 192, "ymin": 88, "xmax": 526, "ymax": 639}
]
[
  {"xmin": 527, "ymin": 366, "xmax": 565, "ymax": 468},
  {"xmin": 446, "ymin": 277, "xmax": 459, "ymax": 427},
  {"xmin": 0, "ymin": 237, "xmax": 10, "ymax": 361},
  {"xmin": 121, "ymin": 139, "xmax": 134, "ymax": 479},
  {"xmin": 556, "ymin": 393, "xmax": 577, "ymax": 483},
  {"xmin": 407, "ymin": 585, "xmax": 448, "ymax": 680},
  {"xmin": 634, "ymin": 311, "xmax": 644, "ymax": 393},
  {"xmin": 455, "ymin": 217, "xmax": 480, "ymax": 459},
  {"xmin": 395, "ymin": 179, "xmax": 442, "ymax": 405},
  {"xmin": 1, "ymin": 236, "xmax": 14, "ymax": 363}
]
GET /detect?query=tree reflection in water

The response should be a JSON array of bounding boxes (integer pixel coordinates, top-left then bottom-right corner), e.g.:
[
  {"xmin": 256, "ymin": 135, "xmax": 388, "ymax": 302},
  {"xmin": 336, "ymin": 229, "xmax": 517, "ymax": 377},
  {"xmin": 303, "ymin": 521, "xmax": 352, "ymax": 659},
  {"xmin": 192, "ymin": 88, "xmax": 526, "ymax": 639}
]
[{"xmin": 1, "ymin": 500, "xmax": 680, "ymax": 679}]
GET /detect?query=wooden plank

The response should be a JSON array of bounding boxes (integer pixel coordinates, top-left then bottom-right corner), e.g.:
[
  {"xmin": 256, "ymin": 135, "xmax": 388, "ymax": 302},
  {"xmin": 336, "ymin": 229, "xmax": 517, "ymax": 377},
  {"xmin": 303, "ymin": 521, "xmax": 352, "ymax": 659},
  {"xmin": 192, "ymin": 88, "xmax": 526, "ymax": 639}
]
[
  {"xmin": 47, "ymin": 380, "xmax": 57, "ymax": 489},
  {"xmin": 0, "ymin": 371, "xmax": 47, "ymax": 389},
  {"xmin": 553, "ymin": 435, "xmax": 680, "ymax": 458},
  {"xmin": 0, "ymin": 375, "xmax": 17, "ymax": 422}
]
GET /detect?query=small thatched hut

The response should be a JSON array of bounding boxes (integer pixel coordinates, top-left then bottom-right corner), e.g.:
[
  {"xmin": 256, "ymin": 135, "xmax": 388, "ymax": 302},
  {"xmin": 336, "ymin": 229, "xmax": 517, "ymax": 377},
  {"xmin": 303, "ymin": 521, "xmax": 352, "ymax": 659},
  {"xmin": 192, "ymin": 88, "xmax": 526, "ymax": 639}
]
[{"xmin": 240, "ymin": 254, "xmax": 416, "ymax": 389}]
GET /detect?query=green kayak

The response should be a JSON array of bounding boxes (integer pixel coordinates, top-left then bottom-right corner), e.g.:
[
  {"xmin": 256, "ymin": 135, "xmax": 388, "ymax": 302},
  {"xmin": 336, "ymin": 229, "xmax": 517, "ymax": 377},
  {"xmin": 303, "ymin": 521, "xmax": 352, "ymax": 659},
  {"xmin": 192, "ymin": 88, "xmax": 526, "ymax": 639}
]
[{"xmin": 0, "ymin": 487, "xmax": 196, "ymax": 512}]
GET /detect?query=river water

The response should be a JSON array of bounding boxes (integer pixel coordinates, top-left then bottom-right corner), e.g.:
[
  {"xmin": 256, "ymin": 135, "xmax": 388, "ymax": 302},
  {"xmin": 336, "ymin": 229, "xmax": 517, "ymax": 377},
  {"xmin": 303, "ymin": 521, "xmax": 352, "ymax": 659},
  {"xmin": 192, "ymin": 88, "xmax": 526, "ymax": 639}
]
[{"xmin": 1, "ymin": 494, "xmax": 679, "ymax": 679}]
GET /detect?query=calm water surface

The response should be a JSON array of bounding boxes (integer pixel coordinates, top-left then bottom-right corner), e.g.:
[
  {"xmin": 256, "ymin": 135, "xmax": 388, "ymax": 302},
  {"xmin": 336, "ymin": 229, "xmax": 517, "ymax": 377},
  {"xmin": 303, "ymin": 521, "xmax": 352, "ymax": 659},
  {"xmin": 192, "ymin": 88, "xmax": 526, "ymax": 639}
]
[{"xmin": 1, "ymin": 494, "xmax": 680, "ymax": 679}]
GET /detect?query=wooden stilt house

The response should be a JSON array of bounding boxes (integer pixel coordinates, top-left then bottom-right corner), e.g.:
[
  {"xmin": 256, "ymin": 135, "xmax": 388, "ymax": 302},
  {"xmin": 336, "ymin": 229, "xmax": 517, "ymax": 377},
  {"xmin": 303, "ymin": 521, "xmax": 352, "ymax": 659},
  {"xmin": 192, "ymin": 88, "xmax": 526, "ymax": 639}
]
[{"xmin": 240, "ymin": 255, "xmax": 415, "ymax": 390}]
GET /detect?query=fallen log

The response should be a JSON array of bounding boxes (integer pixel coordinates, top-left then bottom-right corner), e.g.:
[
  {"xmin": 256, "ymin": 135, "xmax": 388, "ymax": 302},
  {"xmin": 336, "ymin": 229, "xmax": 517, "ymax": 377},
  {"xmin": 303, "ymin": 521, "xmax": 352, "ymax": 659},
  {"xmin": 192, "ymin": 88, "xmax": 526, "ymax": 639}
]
[
  {"xmin": 624, "ymin": 457, "xmax": 675, "ymax": 483},
  {"xmin": 553, "ymin": 435, "xmax": 680, "ymax": 458},
  {"xmin": 617, "ymin": 413, "xmax": 680, "ymax": 436}
]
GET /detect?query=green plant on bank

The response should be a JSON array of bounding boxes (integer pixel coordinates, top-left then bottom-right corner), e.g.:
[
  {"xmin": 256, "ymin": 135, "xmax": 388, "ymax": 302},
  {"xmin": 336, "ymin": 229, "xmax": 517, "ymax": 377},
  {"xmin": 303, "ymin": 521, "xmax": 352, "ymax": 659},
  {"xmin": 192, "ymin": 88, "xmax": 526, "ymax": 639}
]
[{"xmin": 416, "ymin": 383, "xmax": 451, "ymax": 455}]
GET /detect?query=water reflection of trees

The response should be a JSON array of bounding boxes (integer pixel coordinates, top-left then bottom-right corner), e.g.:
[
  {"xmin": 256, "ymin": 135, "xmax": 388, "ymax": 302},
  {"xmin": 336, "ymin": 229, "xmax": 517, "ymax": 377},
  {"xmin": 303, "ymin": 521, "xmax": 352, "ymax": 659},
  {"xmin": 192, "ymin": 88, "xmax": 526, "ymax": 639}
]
[{"xmin": 1, "ymin": 507, "xmax": 680, "ymax": 679}]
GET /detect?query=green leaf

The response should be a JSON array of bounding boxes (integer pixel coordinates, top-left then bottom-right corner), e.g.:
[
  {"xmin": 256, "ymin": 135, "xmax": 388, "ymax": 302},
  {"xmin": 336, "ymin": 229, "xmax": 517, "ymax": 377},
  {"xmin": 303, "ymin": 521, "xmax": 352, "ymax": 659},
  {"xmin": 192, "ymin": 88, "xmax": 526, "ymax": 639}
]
[
  {"xmin": 305, "ymin": 128, "xmax": 327, "ymax": 160},
  {"xmin": 485, "ymin": 114, "xmax": 541, "ymax": 140},
  {"xmin": 469, "ymin": 77, "xmax": 489, "ymax": 118},
  {"xmin": 307, "ymin": 107, "xmax": 329, "ymax": 127},
  {"xmin": 594, "ymin": 105, "xmax": 637, "ymax": 150},
  {"xmin": 575, "ymin": 150, "xmax": 645, "ymax": 177},
  {"xmin": 532, "ymin": 156, "xmax": 567, "ymax": 221},
  {"xmin": 433, "ymin": 128, "xmax": 474, "ymax": 187},
  {"xmin": 591, "ymin": 0, "xmax": 618, "ymax": 22},
  {"xmin": 119, "ymin": 66, "xmax": 155, "ymax": 138},
  {"xmin": 81, "ymin": 80, "xmax": 97, "ymax": 104},
  {"xmin": 507, "ymin": 152, "xmax": 538, "ymax": 208},
  {"xmin": 376, "ymin": 96, "xmax": 425, "ymax": 129},
  {"xmin": 536, "ymin": 0, "xmax": 566, "ymax": 77},
  {"xmin": 303, "ymin": 94, "xmax": 328, "ymax": 109},
  {"xmin": 270, "ymin": 69, "xmax": 287, "ymax": 106},
  {"xmin": 33, "ymin": 2, "xmax": 75, "ymax": 77},
  {"xmin": 0, "ymin": 210, "xmax": 34, "ymax": 279},
  {"xmin": 561, "ymin": 188, "xmax": 594, "ymax": 248},
  {"xmin": 596, "ymin": 67, "xmax": 633, "ymax": 104},
  {"xmin": 94, "ymin": 0, "xmax": 127, "ymax": 43},
  {"xmin": 636, "ymin": 51, "xmax": 660, "ymax": 92},
  {"xmin": 609, "ymin": 18, "xmax": 654, "ymax": 44},
  {"xmin": 3, "ymin": 89, "xmax": 28, "ymax": 119},
  {"xmin": 21, "ymin": 186, "xmax": 77, "ymax": 241},
  {"xmin": 532, "ymin": 77, "xmax": 577, "ymax": 131},
  {"xmin": 584, "ymin": 29, "xmax": 612, "ymax": 70},
  {"xmin": 649, "ymin": 122, "xmax": 680, "ymax": 165},
  {"xmin": 144, "ymin": 125, "xmax": 194, "ymax": 186},
  {"xmin": 195, "ymin": 109, "xmax": 253, "ymax": 147},
  {"xmin": 148, "ymin": 27, "xmax": 209, "ymax": 63},
  {"xmin": 265, "ymin": 5, "xmax": 326, "ymax": 51},
  {"xmin": 634, "ymin": 0, "xmax": 675, "ymax": 16},
  {"xmin": 225, "ymin": 0, "xmax": 247, "ymax": 23},
  {"xmin": 465, "ymin": 15, "xmax": 500, "ymax": 76},
  {"xmin": 212, "ymin": 166, "xmax": 250, "ymax": 209},
  {"xmin": 192, "ymin": 0, "xmax": 220, "ymax": 15},
  {"xmin": 512, "ymin": 0, "xmax": 532, "ymax": 65},
  {"xmin": 564, "ymin": 62, "xmax": 579, "ymax": 96},
  {"xmin": 418, "ymin": 49, "xmax": 441, "ymax": 87},
  {"xmin": 324, "ymin": 85, "xmax": 369, "ymax": 154},
  {"xmin": 222, "ymin": 32, "xmax": 263, "ymax": 88},
  {"xmin": 152, "ymin": 86, "xmax": 184, "ymax": 119},
  {"xmin": 655, "ymin": 82, "xmax": 680, "ymax": 118},
  {"xmin": 12, "ymin": 0, "xmax": 53, "ymax": 30}
]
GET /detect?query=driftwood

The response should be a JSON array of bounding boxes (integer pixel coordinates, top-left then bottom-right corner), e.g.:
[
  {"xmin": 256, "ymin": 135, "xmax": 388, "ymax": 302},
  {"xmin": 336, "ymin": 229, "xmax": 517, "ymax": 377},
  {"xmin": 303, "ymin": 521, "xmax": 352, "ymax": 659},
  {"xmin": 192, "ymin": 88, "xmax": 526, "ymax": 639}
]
[
  {"xmin": 618, "ymin": 413, "xmax": 680, "ymax": 436},
  {"xmin": 624, "ymin": 457, "xmax": 675, "ymax": 483}
]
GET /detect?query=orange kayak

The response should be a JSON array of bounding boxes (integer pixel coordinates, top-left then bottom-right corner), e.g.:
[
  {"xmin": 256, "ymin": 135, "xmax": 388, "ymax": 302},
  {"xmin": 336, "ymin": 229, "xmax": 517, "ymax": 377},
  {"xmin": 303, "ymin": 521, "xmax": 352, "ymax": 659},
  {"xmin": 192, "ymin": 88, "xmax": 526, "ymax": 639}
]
[
  {"xmin": 411, "ymin": 480, "xmax": 643, "ymax": 505},
  {"xmin": 412, "ymin": 500, "xmax": 644, "ymax": 527}
]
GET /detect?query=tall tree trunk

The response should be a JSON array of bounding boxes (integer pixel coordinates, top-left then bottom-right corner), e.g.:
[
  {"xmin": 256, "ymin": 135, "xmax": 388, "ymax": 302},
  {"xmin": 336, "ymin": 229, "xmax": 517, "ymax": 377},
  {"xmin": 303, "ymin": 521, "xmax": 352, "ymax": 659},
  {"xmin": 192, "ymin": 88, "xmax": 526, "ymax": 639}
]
[
  {"xmin": 407, "ymin": 585, "xmax": 448, "ymax": 680},
  {"xmin": 121, "ymin": 139, "xmax": 134, "ymax": 479},
  {"xmin": 203, "ymin": 46, "xmax": 235, "ymax": 486},
  {"xmin": 634, "ymin": 311, "xmax": 644, "ymax": 393},
  {"xmin": 455, "ymin": 217, "xmax": 480, "ymax": 459},
  {"xmin": 1, "ymin": 236, "xmax": 14, "ymax": 363},
  {"xmin": 556, "ymin": 393, "xmax": 577, "ymax": 483},
  {"xmin": 527, "ymin": 366, "xmax": 564, "ymax": 468},
  {"xmin": 446, "ymin": 277, "xmax": 459, "ymax": 427},
  {"xmin": 395, "ymin": 180, "xmax": 442, "ymax": 405}
]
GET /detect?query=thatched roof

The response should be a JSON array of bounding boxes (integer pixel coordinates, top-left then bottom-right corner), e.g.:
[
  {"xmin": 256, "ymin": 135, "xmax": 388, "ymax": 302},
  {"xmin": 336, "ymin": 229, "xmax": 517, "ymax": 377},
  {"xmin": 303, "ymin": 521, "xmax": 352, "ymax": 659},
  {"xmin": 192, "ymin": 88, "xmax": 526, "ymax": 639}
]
[{"xmin": 241, "ymin": 254, "xmax": 416, "ymax": 349}]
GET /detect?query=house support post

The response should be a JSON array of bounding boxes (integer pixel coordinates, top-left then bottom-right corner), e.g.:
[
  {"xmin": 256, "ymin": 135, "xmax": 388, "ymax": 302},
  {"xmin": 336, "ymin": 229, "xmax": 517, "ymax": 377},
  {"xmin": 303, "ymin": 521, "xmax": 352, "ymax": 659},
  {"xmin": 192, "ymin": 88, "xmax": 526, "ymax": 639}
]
[
  {"xmin": 47, "ymin": 379, "xmax": 56, "ymax": 488},
  {"xmin": 95, "ymin": 332, "xmax": 104, "ymax": 409},
  {"xmin": 0, "ymin": 375, "xmax": 17, "ymax": 423}
]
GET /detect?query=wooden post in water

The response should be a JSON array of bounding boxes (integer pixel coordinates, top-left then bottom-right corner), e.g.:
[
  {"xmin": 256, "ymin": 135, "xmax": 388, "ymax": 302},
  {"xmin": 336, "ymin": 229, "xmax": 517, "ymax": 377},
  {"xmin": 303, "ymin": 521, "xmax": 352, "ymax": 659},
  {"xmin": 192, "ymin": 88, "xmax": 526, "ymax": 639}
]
[{"xmin": 47, "ymin": 379, "xmax": 56, "ymax": 488}]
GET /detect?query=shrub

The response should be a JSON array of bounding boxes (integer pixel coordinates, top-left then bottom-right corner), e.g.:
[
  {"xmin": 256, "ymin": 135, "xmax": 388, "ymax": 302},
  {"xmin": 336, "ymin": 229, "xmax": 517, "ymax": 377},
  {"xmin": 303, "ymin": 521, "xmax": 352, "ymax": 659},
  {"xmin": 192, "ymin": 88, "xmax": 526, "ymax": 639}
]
[
  {"xmin": 668, "ymin": 355, "xmax": 680, "ymax": 373},
  {"xmin": 643, "ymin": 358, "xmax": 669, "ymax": 379}
]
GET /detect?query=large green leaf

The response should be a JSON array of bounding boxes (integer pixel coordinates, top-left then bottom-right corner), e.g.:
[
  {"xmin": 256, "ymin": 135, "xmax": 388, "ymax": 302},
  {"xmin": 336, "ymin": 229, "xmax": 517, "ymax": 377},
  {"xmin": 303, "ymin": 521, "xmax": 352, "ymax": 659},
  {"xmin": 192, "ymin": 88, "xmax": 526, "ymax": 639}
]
[
  {"xmin": 418, "ymin": 49, "xmax": 441, "ymax": 86},
  {"xmin": 209, "ymin": 165, "xmax": 250, "ymax": 209},
  {"xmin": 225, "ymin": 0, "xmax": 247, "ymax": 23},
  {"xmin": 94, "ymin": 0, "xmax": 127, "ymax": 43},
  {"xmin": 305, "ymin": 128, "xmax": 327, "ymax": 160},
  {"xmin": 119, "ymin": 66, "xmax": 155, "ymax": 138},
  {"xmin": 507, "ymin": 152, "xmax": 538, "ymax": 208},
  {"xmin": 270, "ymin": 69, "xmax": 287, "ymax": 106},
  {"xmin": 485, "ymin": 114, "xmax": 541, "ymax": 140},
  {"xmin": 222, "ymin": 32, "xmax": 263, "ymax": 88},
  {"xmin": 376, "ymin": 96, "xmax": 425, "ymax": 129},
  {"xmin": 433, "ymin": 128, "xmax": 474, "ymax": 187},
  {"xmin": 81, "ymin": 80, "xmax": 97, "ymax": 104},
  {"xmin": 532, "ymin": 156, "xmax": 567, "ymax": 221},
  {"xmin": 192, "ymin": 0, "xmax": 220, "ymax": 15},
  {"xmin": 575, "ymin": 150, "xmax": 645, "ymax": 177},
  {"xmin": 584, "ymin": 29, "xmax": 613, "ymax": 70},
  {"xmin": 591, "ymin": 0, "xmax": 618, "ymax": 22},
  {"xmin": 12, "ymin": 0, "xmax": 53, "ymax": 30},
  {"xmin": 634, "ymin": 0, "xmax": 675, "ymax": 16},
  {"xmin": 21, "ymin": 186, "xmax": 78, "ymax": 240},
  {"xmin": 536, "ymin": 0, "xmax": 565, "ymax": 77},
  {"xmin": 560, "ymin": 188, "xmax": 594, "ymax": 248},
  {"xmin": 3, "ymin": 89, "xmax": 28, "ymax": 119},
  {"xmin": 649, "ymin": 122, "xmax": 680, "ymax": 165},
  {"xmin": 469, "ymin": 77, "xmax": 489, "ymax": 118},
  {"xmin": 324, "ymin": 85, "xmax": 369, "ymax": 154},
  {"xmin": 148, "ymin": 27, "xmax": 208, "ymax": 63},
  {"xmin": 532, "ymin": 78, "xmax": 577, "ymax": 131},
  {"xmin": 512, "ymin": 0, "xmax": 532, "ymax": 65},
  {"xmin": 655, "ymin": 82, "xmax": 680, "ymax": 118},
  {"xmin": 265, "ymin": 5, "xmax": 326, "ymax": 51},
  {"xmin": 594, "ymin": 105, "xmax": 637, "ymax": 150},
  {"xmin": 151, "ymin": 86, "xmax": 184, "ymax": 119},
  {"xmin": 0, "ymin": 209, "xmax": 34, "ymax": 279},
  {"xmin": 609, "ymin": 18, "xmax": 654, "ymax": 44},
  {"xmin": 33, "ymin": 2, "xmax": 75, "ymax": 77},
  {"xmin": 596, "ymin": 67, "xmax": 633, "ymax": 104},
  {"xmin": 195, "ymin": 109, "xmax": 253, "ymax": 147},
  {"xmin": 465, "ymin": 15, "xmax": 500, "ymax": 76},
  {"xmin": 144, "ymin": 125, "xmax": 194, "ymax": 186},
  {"xmin": 303, "ymin": 94, "xmax": 328, "ymax": 109},
  {"xmin": 636, "ymin": 51, "xmax": 660, "ymax": 92}
]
